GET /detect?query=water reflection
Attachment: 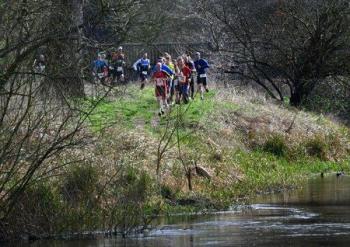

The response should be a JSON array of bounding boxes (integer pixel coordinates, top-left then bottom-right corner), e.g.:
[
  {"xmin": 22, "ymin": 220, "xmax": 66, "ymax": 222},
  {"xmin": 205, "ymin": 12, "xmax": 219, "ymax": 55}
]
[
  {"xmin": 5, "ymin": 174, "xmax": 350, "ymax": 247},
  {"xmin": 255, "ymin": 174, "xmax": 350, "ymax": 205}
]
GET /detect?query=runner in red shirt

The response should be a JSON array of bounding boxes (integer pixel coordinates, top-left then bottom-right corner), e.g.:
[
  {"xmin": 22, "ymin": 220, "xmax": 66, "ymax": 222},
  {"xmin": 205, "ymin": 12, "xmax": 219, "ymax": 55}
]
[
  {"xmin": 183, "ymin": 54, "xmax": 196, "ymax": 100},
  {"xmin": 176, "ymin": 57, "xmax": 191, "ymax": 104},
  {"xmin": 152, "ymin": 63, "xmax": 169, "ymax": 116}
]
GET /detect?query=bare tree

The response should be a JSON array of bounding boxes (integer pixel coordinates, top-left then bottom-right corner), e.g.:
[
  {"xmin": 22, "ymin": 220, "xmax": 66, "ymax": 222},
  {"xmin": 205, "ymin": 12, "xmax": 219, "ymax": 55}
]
[
  {"xmin": 0, "ymin": 0, "xmax": 163, "ymax": 240},
  {"xmin": 196, "ymin": 0, "xmax": 350, "ymax": 106}
]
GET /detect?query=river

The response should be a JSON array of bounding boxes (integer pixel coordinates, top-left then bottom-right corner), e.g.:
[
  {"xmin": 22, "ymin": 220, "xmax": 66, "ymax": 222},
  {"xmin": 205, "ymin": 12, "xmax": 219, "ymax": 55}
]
[{"xmin": 6, "ymin": 174, "xmax": 350, "ymax": 246}]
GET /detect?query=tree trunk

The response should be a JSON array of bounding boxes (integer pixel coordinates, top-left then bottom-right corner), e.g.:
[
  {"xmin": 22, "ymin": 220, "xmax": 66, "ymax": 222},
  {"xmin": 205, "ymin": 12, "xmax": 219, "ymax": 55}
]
[
  {"xmin": 45, "ymin": 0, "xmax": 86, "ymax": 98},
  {"xmin": 290, "ymin": 90, "xmax": 303, "ymax": 107},
  {"xmin": 187, "ymin": 170, "xmax": 192, "ymax": 191},
  {"xmin": 72, "ymin": 0, "xmax": 84, "ymax": 36},
  {"xmin": 72, "ymin": 0, "xmax": 85, "ymax": 64},
  {"xmin": 71, "ymin": 0, "xmax": 85, "ymax": 97},
  {"xmin": 290, "ymin": 80, "xmax": 315, "ymax": 107}
]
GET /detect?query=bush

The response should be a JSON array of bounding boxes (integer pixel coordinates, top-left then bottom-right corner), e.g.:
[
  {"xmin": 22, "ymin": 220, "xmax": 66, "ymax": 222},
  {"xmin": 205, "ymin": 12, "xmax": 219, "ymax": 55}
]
[
  {"xmin": 59, "ymin": 164, "xmax": 102, "ymax": 232},
  {"xmin": 304, "ymin": 135, "xmax": 328, "ymax": 160},
  {"xmin": 61, "ymin": 164, "xmax": 100, "ymax": 205},
  {"xmin": 263, "ymin": 134, "xmax": 288, "ymax": 157},
  {"xmin": 287, "ymin": 144, "xmax": 306, "ymax": 161},
  {"xmin": 4, "ymin": 182, "xmax": 62, "ymax": 240},
  {"xmin": 105, "ymin": 166, "xmax": 158, "ymax": 237},
  {"xmin": 326, "ymin": 133, "xmax": 349, "ymax": 160},
  {"xmin": 161, "ymin": 184, "xmax": 176, "ymax": 200},
  {"xmin": 303, "ymin": 79, "xmax": 350, "ymax": 121}
]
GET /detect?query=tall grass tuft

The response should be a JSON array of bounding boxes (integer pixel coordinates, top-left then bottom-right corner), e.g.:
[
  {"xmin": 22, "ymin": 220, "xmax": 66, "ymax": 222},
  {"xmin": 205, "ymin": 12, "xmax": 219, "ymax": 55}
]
[
  {"xmin": 61, "ymin": 164, "xmax": 100, "ymax": 205},
  {"xmin": 263, "ymin": 134, "xmax": 288, "ymax": 157},
  {"xmin": 304, "ymin": 135, "xmax": 328, "ymax": 160}
]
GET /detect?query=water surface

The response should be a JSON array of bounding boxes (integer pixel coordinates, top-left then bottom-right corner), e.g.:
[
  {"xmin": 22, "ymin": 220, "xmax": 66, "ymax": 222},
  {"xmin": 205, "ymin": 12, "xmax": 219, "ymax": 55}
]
[{"xmin": 7, "ymin": 174, "xmax": 350, "ymax": 246}]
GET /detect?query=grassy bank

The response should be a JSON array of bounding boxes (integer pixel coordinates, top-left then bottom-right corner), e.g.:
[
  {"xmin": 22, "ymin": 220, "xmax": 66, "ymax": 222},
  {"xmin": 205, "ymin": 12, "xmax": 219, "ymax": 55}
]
[
  {"xmin": 5, "ymin": 83, "xmax": 349, "ymax": 240},
  {"xmin": 88, "ymin": 84, "xmax": 350, "ymax": 208}
]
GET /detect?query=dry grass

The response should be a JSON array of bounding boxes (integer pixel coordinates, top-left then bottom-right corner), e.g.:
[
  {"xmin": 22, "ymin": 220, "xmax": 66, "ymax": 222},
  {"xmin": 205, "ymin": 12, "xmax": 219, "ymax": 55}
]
[
  {"xmin": 81, "ymin": 84, "xmax": 350, "ymax": 199},
  {"xmin": 39, "ymin": 83, "xmax": 350, "ymax": 213},
  {"xmin": 206, "ymin": 84, "xmax": 350, "ymax": 161}
]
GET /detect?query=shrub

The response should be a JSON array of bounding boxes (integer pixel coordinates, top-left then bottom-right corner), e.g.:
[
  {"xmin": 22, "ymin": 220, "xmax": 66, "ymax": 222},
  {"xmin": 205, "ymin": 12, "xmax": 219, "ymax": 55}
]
[
  {"xmin": 211, "ymin": 151, "xmax": 223, "ymax": 162},
  {"xmin": 326, "ymin": 133, "xmax": 348, "ymax": 160},
  {"xmin": 303, "ymin": 79, "xmax": 350, "ymax": 120},
  {"xmin": 61, "ymin": 164, "xmax": 100, "ymax": 205},
  {"xmin": 263, "ymin": 134, "xmax": 288, "ymax": 157},
  {"xmin": 106, "ymin": 166, "xmax": 157, "ymax": 237},
  {"xmin": 5, "ymin": 182, "xmax": 62, "ymax": 239},
  {"xmin": 304, "ymin": 135, "xmax": 328, "ymax": 160},
  {"xmin": 161, "ymin": 184, "xmax": 176, "ymax": 200},
  {"xmin": 287, "ymin": 144, "xmax": 306, "ymax": 161}
]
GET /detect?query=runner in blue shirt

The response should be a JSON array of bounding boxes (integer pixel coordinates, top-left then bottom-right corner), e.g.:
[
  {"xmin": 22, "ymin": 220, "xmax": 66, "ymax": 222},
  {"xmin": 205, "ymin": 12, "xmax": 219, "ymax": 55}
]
[
  {"xmin": 151, "ymin": 57, "xmax": 174, "ymax": 77},
  {"xmin": 133, "ymin": 53, "xmax": 151, "ymax": 89},
  {"xmin": 92, "ymin": 54, "xmax": 108, "ymax": 84},
  {"xmin": 194, "ymin": 52, "xmax": 210, "ymax": 100}
]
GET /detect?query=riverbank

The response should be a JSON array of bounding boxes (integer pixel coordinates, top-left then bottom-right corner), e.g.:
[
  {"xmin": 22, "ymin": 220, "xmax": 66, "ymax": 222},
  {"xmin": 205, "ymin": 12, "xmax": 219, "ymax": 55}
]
[
  {"xmin": 9, "ymin": 174, "xmax": 350, "ymax": 247},
  {"xmin": 3, "ymin": 83, "xmax": 349, "ymax": 241},
  {"xmin": 87, "ymin": 83, "xmax": 350, "ymax": 208}
]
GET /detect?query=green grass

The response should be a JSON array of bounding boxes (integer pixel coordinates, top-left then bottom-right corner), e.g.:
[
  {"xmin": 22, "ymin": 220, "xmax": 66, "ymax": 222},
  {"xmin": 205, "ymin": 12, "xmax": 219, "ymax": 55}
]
[
  {"xmin": 89, "ymin": 86, "xmax": 156, "ymax": 131},
  {"xmin": 205, "ymin": 149, "xmax": 350, "ymax": 207},
  {"xmin": 89, "ymin": 85, "xmax": 232, "ymax": 134}
]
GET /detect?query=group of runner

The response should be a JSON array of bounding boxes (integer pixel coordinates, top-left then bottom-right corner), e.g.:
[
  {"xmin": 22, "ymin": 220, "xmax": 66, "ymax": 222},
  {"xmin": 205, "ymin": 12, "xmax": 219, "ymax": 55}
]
[
  {"xmin": 92, "ymin": 46, "xmax": 126, "ymax": 85},
  {"xmin": 92, "ymin": 47, "xmax": 210, "ymax": 116}
]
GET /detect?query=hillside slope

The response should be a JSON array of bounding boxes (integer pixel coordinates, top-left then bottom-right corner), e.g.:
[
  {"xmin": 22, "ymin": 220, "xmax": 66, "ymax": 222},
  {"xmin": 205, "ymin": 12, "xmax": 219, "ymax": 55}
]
[{"xmin": 88, "ymin": 84, "xmax": 350, "ymax": 208}]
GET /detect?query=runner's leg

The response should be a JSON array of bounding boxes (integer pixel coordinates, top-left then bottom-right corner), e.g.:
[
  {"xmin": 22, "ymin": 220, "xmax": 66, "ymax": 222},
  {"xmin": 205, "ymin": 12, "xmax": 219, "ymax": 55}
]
[
  {"xmin": 140, "ymin": 74, "xmax": 146, "ymax": 89},
  {"xmin": 204, "ymin": 77, "xmax": 209, "ymax": 92},
  {"xmin": 190, "ymin": 76, "xmax": 194, "ymax": 99},
  {"xmin": 156, "ymin": 86, "xmax": 163, "ymax": 115},
  {"xmin": 197, "ymin": 76, "xmax": 204, "ymax": 100}
]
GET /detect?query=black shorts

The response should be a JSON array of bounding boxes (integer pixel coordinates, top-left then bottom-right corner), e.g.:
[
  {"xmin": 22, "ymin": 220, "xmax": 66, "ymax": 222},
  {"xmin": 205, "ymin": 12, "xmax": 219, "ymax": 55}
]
[
  {"xmin": 189, "ymin": 75, "xmax": 195, "ymax": 84},
  {"xmin": 197, "ymin": 75, "xmax": 207, "ymax": 86},
  {"xmin": 173, "ymin": 79, "xmax": 180, "ymax": 92},
  {"xmin": 112, "ymin": 70, "xmax": 124, "ymax": 78},
  {"xmin": 118, "ymin": 72, "xmax": 124, "ymax": 77},
  {"xmin": 140, "ymin": 73, "xmax": 148, "ymax": 81}
]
